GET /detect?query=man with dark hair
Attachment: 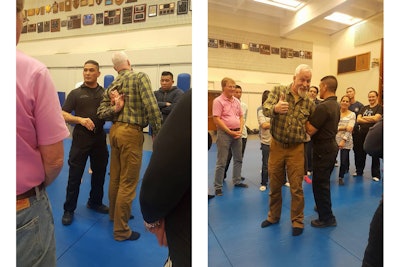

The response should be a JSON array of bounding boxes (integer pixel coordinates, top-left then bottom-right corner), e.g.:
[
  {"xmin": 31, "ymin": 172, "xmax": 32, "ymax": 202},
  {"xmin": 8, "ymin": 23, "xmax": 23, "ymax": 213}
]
[
  {"xmin": 346, "ymin": 87, "xmax": 364, "ymax": 176},
  {"xmin": 61, "ymin": 60, "xmax": 110, "ymax": 226},
  {"xmin": 306, "ymin": 75, "xmax": 340, "ymax": 228},
  {"xmin": 154, "ymin": 71, "xmax": 184, "ymax": 124}
]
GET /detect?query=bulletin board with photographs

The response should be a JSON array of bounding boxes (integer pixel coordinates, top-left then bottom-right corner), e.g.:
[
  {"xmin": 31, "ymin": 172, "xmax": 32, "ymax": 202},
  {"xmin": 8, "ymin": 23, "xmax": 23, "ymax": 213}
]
[
  {"xmin": 208, "ymin": 26, "xmax": 313, "ymax": 74},
  {"xmin": 19, "ymin": 0, "xmax": 192, "ymax": 42}
]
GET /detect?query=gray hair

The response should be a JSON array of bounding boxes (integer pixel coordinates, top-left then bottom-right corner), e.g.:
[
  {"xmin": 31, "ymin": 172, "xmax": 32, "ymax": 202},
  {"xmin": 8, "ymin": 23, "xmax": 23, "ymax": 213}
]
[
  {"xmin": 111, "ymin": 51, "xmax": 128, "ymax": 68},
  {"xmin": 295, "ymin": 64, "xmax": 312, "ymax": 76}
]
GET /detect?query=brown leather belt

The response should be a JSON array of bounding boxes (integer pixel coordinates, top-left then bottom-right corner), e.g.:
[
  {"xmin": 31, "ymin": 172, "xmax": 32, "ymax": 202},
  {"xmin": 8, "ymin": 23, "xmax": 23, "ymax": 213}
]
[
  {"xmin": 275, "ymin": 140, "xmax": 299, "ymax": 149},
  {"xmin": 17, "ymin": 183, "xmax": 45, "ymax": 201},
  {"xmin": 114, "ymin": 122, "xmax": 143, "ymax": 131},
  {"xmin": 229, "ymin": 128, "xmax": 240, "ymax": 131}
]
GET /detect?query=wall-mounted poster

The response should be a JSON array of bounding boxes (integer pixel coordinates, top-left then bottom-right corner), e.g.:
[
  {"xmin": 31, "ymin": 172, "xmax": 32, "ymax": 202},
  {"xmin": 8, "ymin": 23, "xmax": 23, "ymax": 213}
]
[{"xmin": 134, "ymin": 4, "xmax": 146, "ymax": 22}]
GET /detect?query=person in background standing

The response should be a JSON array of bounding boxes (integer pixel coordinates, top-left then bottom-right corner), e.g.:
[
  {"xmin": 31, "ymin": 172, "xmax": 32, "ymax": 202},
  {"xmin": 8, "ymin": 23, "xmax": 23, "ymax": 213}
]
[
  {"xmin": 213, "ymin": 77, "xmax": 248, "ymax": 196},
  {"xmin": 154, "ymin": 71, "xmax": 184, "ymax": 124},
  {"xmin": 97, "ymin": 51, "xmax": 162, "ymax": 241},
  {"xmin": 61, "ymin": 60, "xmax": 109, "ymax": 226},
  {"xmin": 140, "ymin": 89, "xmax": 192, "ymax": 267},
  {"xmin": 356, "ymin": 90, "xmax": 383, "ymax": 181},
  {"xmin": 335, "ymin": 95, "xmax": 356, "ymax": 186},
  {"xmin": 346, "ymin": 87, "xmax": 364, "ymax": 176},
  {"xmin": 257, "ymin": 90, "xmax": 271, "ymax": 191},
  {"xmin": 304, "ymin": 85, "xmax": 321, "ymax": 183},
  {"xmin": 17, "ymin": 0, "xmax": 71, "ymax": 265},
  {"xmin": 224, "ymin": 85, "xmax": 248, "ymax": 181},
  {"xmin": 260, "ymin": 64, "xmax": 315, "ymax": 236},
  {"xmin": 362, "ymin": 118, "xmax": 383, "ymax": 267},
  {"xmin": 306, "ymin": 75, "xmax": 340, "ymax": 228}
]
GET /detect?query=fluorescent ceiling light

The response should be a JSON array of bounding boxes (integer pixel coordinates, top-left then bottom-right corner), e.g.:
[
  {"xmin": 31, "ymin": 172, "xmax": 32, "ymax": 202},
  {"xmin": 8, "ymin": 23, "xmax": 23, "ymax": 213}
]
[
  {"xmin": 324, "ymin": 12, "xmax": 362, "ymax": 25},
  {"xmin": 254, "ymin": 0, "xmax": 306, "ymax": 11}
]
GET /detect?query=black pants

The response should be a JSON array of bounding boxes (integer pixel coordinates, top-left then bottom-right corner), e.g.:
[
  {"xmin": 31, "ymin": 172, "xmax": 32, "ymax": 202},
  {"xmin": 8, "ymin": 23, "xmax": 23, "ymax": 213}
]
[
  {"xmin": 64, "ymin": 128, "xmax": 109, "ymax": 212},
  {"xmin": 312, "ymin": 139, "xmax": 338, "ymax": 221},
  {"xmin": 338, "ymin": 148, "xmax": 350, "ymax": 178},
  {"xmin": 354, "ymin": 129, "xmax": 381, "ymax": 178},
  {"xmin": 224, "ymin": 137, "xmax": 247, "ymax": 178},
  {"xmin": 362, "ymin": 199, "xmax": 383, "ymax": 267}
]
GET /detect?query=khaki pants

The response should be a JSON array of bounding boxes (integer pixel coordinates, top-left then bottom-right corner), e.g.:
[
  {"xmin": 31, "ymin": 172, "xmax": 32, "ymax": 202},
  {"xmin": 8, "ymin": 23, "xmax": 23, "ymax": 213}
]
[
  {"xmin": 108, "ymin": 122, "xmax": 144, "ymax": 240},
  {"xmin": 267, "ymin": 138, "xmax": 305, "ymax": 228}
]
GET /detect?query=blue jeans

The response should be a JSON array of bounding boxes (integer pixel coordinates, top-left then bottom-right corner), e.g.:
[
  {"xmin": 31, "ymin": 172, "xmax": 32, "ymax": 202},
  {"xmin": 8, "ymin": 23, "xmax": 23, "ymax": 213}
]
[
  {"xmin": 260, "ymin": 143, "xmax": 270, "ymax": 186},
  {"xmin": 17, "ymin": 190, "xmax": 56, "ymax": 267},
  {"xmin": 214, "ymin": 129, "xmax": 242, "ymax": 190}
]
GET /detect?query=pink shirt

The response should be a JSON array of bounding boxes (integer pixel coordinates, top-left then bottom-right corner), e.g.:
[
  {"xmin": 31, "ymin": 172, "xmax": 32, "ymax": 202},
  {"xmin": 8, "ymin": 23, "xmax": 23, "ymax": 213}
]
[
  {"xmin": 16, "ymin": 50, "xmax": 70, "ymax": 195},
  {"xmin": 212, "ymin": 94, "xmax": 243, "ymax": 129}
]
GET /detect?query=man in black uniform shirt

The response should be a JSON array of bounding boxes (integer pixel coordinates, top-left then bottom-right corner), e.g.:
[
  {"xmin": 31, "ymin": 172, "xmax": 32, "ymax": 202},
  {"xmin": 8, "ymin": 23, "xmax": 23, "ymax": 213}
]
[
  {"xmin": 306, "ymin": 75, "xmax": 340, "ymax": 228},
  {"xmin": 61, "ymin": 60, "xmax": 109, "ymax": 225}
]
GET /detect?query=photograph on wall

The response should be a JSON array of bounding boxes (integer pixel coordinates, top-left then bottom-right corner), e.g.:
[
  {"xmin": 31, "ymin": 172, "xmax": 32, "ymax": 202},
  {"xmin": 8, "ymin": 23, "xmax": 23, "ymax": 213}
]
[
  {"xmin": 68, "ymin": 15, "xmax": 81, "ymax": 30},
  {"xmin": 305, "ymin": 51, "xmax": 312, "ymax": 59},
  {"xmin": 122, "ymin": 6, "xmax": 133, "ymax": 24},
  {"xmin": 37, "ymin": 22, "xmax": 44, "ymax": 33},
  {"xmin": 218, "ymin": 39, "xmax": 225, "ymax": 48},
  {"xmin": 280, "ymin": 47, "xmax": 287, "ymax": 58},
  {"xmin": 96, "ymin": 13, "xmax": 104, "ymax": 24},
  {"xmin": 134, "ymin": 4, "xmax": 146, "ymax": 22},
  {"xmin": 65, "ymin": 0, "xmax": 72, "ymax": 11},
  {"xmin": 259, "ymin": 44, "xmax": 270, "ymax": 55},
  {"xmin": 51, "ymin": 19, "xmax": 60, "ymax": 32},
  {"xmin": 104, "ymin": 9, "xmax": 121, "ymax": 25},
  {"xmin": 105, "ymin": 0, "xmax": 113, "ymax": 5},
  {"xmin": 287, "ymin": 48, "xmax": 293, "ymax": 58},
  {"xmin": 61, "ymin": 20, "xmax": 68, "ymax": 27},
  {"xmin": 249, "ymin": 43, "xmax": 260, "ymax": 52},
  {"xmin": 44, "ymin": 21, "xmax": 50, "ymax": 32},
  {"xmin": 28, "ymin": 24, "xmax": 37, "ymax": 33},
  {"xmin": 271, "ymin": 47, "xmax": 280, "ymax": 55},
  {"xmin": 159, "ymin": 3, "xmax": 175, "ymax": 15},
  {"xmin": 293, "ymin": 50, "xmax": 300, "ymax": 57},
  {"xmin": 83, "ymin": 14, "xmax": 95, "ymax": 25},
  {"xmin": 148, "ymin": 5, "xmax": 157, "ymax": 17},
  {"xmin": 177, "ymin": 0, "xmax": 188, "ymax": 15},
  {"xmin": 208, "ymin": 38, "xmax": 218, "ymax": 48}
]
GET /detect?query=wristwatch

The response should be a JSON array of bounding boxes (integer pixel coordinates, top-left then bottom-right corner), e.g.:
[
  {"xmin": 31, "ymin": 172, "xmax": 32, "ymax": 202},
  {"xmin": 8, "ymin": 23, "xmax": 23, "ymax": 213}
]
[{"xmin": 144, "ymin": 220, "xmax": 161, "ymax": 230}]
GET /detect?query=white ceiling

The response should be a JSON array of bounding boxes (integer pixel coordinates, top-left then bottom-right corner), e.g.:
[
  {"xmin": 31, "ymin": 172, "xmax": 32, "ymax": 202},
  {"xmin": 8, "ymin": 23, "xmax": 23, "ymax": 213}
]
[{"xmin": 208, "ymin": 0, "xmax": 383, "ymax": 37}]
